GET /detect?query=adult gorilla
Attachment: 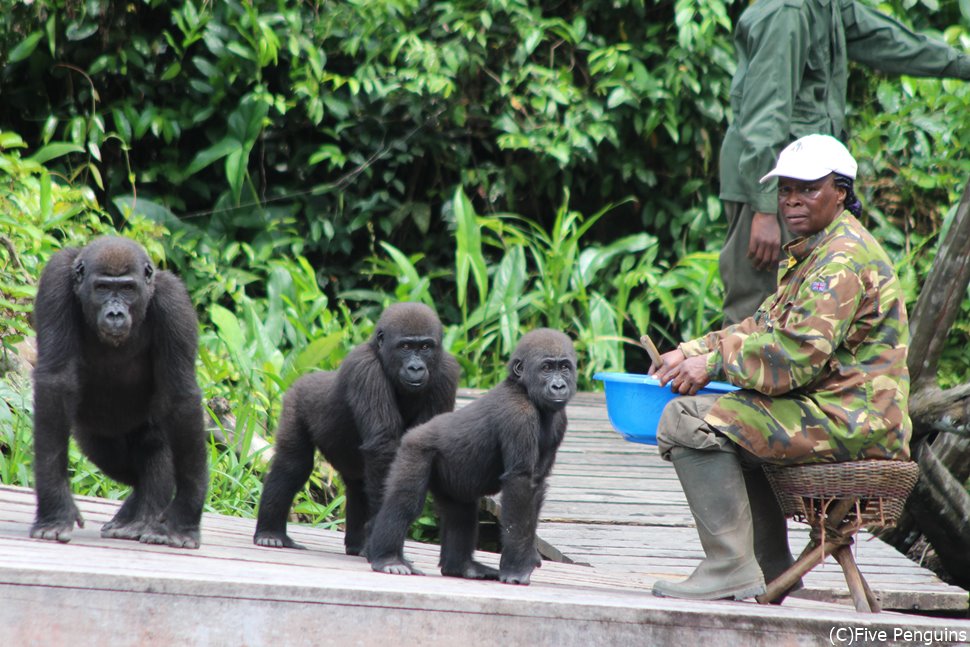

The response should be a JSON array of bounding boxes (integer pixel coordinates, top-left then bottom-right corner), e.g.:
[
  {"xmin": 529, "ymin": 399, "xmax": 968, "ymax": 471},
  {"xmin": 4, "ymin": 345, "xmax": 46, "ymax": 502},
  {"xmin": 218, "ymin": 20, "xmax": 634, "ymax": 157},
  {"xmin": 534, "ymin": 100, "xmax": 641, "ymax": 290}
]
[
  {"xmin": 254, "ymin": 302, "xmax": 460, "ymax": 555},
  {"xmin": 31, "ymin": 236, "xmax": 207, "ymax": 548},
  {"xmin": 367, "ymin": 328, "xmax": 576, "ymax": 585}
]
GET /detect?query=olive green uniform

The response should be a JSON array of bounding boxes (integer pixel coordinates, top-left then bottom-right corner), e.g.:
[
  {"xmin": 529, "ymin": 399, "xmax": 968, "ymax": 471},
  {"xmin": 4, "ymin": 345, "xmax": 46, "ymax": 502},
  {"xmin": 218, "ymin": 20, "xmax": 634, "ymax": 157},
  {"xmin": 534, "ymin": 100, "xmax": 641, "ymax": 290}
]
[
  {"xmin": 675, "ymin": 211, "xmax": 911, "ymax": 464},
  {"xmin": 719, "ymin": 0, "xmax": 970, "ymax": 325}
]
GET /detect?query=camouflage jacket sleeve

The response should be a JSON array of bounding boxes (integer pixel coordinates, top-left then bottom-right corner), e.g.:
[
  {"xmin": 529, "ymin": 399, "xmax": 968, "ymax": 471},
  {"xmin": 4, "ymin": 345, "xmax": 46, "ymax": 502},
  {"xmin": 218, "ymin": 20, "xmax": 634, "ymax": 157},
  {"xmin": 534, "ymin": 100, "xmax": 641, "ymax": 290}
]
[{"xmin": 684, "ymin": 260, "xmax": 865, "ymax": 396}]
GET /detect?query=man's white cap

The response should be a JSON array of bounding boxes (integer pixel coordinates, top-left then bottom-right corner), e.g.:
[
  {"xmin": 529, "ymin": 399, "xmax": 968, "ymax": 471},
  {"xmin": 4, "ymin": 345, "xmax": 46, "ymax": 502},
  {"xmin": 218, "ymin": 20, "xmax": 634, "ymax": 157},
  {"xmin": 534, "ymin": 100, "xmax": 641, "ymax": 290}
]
[{"xmin": 760, "ymin": 134, "xmax": 858, "ymax": 183}]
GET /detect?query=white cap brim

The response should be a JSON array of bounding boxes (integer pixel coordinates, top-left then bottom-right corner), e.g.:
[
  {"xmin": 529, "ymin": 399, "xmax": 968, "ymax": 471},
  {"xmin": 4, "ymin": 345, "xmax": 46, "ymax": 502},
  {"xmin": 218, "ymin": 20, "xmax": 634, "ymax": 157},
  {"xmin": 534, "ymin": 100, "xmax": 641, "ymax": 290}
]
[{"xmin": 759, "ymin": 134, "xmax": 858, "ymax": 184}]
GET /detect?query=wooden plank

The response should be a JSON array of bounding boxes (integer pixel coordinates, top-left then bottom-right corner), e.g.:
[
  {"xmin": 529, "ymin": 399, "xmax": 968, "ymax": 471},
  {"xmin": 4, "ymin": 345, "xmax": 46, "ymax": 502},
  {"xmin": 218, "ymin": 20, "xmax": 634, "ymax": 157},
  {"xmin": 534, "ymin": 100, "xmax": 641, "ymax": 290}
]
[
  {"xmin": 3, "ymin": 387, "xmax": 967, "ymax": 639},
  {"xmin": 479, "ymin": 395, "xmax": 969, "ymax": 613},
  {"xmin": 4, "ymin": 485, "xmax": 969, "ymax": 647}
]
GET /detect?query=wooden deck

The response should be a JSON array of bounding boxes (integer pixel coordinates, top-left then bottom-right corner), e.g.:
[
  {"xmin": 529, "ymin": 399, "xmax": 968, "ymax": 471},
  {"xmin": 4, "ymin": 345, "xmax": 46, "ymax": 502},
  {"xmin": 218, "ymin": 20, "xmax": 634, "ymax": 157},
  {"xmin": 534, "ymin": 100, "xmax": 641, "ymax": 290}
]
[
  {"xmin": 1, "ymin": 390, "xmax": 968, "ymax": 645},
  {"xmin": 494, "ymin": 390, "xmax": 970, "ymax": 614}
]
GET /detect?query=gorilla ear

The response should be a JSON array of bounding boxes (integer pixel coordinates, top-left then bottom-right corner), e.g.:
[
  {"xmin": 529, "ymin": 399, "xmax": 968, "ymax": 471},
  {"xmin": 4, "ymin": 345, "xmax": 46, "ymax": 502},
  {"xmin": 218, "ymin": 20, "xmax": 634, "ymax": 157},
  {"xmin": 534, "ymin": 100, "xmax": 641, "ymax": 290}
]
[
  {"xmin": 73, "ymin": 260, "xmax": 85, "ymax": 285},
  {"xmin": 144, "ymin": 262, "xmax": 154, "ymax": 283},
  {"xmin": 375, "ymin": 329, "xmax": 385, "ymax": 350},
  {"xmin": 510, "ymin": 359, "xmax": 524, "ymax": 380}
]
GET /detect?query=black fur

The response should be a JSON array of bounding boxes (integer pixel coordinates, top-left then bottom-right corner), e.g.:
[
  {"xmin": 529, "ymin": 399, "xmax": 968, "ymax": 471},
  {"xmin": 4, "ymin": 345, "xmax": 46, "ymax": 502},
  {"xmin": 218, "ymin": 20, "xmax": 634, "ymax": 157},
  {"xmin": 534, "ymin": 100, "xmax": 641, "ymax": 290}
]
[
  {"xmin": 31, "ymin": 236, "xmax": 207, "ymax": 548},
  {"xmin": 367, "ymin": 328, "xmax": 577, "ymax": 585},
  {"xmin": 253, "ymin": 302, "xmax": 460, "ymax": 554}
]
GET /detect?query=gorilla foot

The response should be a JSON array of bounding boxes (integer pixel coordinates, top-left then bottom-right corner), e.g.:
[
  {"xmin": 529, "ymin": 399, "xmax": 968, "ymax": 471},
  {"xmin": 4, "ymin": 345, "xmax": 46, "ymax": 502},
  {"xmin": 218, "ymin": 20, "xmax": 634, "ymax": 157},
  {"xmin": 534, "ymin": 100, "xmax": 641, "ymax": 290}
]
[
  {"xmin": 345, "ymin": 543, "xmax": 366, "ymax": 557},
  {"xmin": 442, "ymin": 560, "xmax": 500, "ymax": 580},
  {"xmin": 31, "ymin": 507, "xmax": 85, "ymax": 543},
  {"xmin": 254, "ymin": 530, "xmax": 306, "ymax": 550},
  {"xmin": 31, "ymin": 519, "xmax": 83, "ymax": 543},
  {"xmin": 140, "ymin": 525, "xmax": 201, "ymax": 549},
  {"xmin": 101, "ymin": 519, "xmax": 151, "ymax": 541},
  {"xmin": 372, "ymin": 556, "xmax": 425, "ymax": 576},
  {"xmin": 499, "ymin": 568, "xmax": 534, "ymax": 585}
]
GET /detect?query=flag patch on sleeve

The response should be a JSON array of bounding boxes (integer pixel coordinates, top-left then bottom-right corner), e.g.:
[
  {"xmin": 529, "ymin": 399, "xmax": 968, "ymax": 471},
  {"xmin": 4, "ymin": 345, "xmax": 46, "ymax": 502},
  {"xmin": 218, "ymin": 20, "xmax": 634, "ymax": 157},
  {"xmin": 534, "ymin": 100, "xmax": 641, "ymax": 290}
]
[{"xmin": 810, "ymin": 279, "xmax": 828, "ymax": 293}]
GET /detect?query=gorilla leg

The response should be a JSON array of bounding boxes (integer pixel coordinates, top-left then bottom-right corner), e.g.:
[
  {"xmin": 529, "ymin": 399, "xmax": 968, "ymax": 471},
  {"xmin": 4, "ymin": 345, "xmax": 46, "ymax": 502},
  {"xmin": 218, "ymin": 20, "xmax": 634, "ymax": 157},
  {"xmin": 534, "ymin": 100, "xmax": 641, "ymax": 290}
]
[
  {"xmin": 88, "ymin": 429, "xmax": 176, "ymax": 542},
  {"xmin": 367, "ymin": 442, "xmax": 433, "ymax": 575},
  {"xmin": 254, "ymin": 417, "xmax": 315, "ymax": 549},
  {"xmin": 147, "ymin": 399, "xmax": 208, "ymax": 548},
  {"xmin": 342, "ymin": 478, "xmax": 369, "ymax": 556},
  {"xmin": 438, "ymin": 497, "xmax": 499, "ymax": 580}
]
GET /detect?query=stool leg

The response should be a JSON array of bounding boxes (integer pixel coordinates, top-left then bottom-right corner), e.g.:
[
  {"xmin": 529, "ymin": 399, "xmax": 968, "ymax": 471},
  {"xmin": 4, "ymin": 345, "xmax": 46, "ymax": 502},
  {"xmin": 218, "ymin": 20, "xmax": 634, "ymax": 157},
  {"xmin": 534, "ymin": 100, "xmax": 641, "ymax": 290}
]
[
  {"xmin": 833, "ymin": 546, "xmax": 880, "ymax": 613},
  {"xmin": 859, "ymin": 570, "xmax": 881, "ymax": 612},
  {"xmin": 757, "ymin": 539, "xmax": 833, "ymax": 604}
]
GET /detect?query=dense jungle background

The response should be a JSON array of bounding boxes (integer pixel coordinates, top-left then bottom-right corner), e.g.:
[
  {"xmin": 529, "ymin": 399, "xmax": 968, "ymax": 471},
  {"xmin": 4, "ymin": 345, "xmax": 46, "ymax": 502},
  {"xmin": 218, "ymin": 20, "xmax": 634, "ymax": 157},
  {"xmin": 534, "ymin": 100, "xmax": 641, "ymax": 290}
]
[{"xmin": 1, "ymin": 0, "xmax": 969, "ymax": 585}]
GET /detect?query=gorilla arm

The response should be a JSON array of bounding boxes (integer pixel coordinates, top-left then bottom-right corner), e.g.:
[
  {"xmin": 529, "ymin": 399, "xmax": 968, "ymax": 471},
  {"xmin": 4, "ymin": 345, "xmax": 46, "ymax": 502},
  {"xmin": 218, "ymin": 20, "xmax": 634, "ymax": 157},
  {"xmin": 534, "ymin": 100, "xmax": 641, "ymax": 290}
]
[
  {"xmin": 30, "ymin": 248, "xmax": 86, "ymax": 541},
  {"xmin": 143, "ymin": 271, "xmax": 207, "ymax": 547},
  {"xmin": 342, "ymin": 346, "xmax": 408, "ymax": 517}
]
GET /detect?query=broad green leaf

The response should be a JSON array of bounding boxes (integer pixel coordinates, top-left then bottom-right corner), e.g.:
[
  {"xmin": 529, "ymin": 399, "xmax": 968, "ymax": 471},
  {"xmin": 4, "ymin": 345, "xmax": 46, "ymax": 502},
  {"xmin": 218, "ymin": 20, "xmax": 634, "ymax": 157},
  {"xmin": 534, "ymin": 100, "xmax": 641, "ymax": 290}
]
[
  {"xmin": 453, "ymin": 187, "xmax": 489, "ymax": 308},
  {"xmin": 39, "ymin": 171, "xmax": 52, "ymax": 223},
  {"xmin": 160, "ymin": 61, "xmax": 182, "ymax": 81},
  {"xmin": 28, "ymin": 142, "xmax": 85, "ymax": 164},
  {"xmin": 88, "ymin": 163, "xmax": 104, "ymax": 190},
  {"xmin": 184, "ymin": 137, "xmax": 238, "ymax": 177},
  {"xmin": 210, "ymin": 304, "xmax": 245, "ymax": 354},
  {"xmin": 8, "ymin": 32, "xmax": 43, "ymax": 63},
  {"xmin": 293, "ymin": 332, "xmax": 344, "ymax": 374},
  {"xmin": 0, "ymin": 132, "xmax": 26, "ymax": 149}
]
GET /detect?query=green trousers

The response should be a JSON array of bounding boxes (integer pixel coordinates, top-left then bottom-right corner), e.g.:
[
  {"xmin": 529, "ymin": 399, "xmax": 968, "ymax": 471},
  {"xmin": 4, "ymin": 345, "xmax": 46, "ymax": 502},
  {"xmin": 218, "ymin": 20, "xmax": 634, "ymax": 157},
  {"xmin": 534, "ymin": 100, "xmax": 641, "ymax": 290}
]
[{"xmin": 718, "ymin": 201, "xmax": 794, "ymax": 327}]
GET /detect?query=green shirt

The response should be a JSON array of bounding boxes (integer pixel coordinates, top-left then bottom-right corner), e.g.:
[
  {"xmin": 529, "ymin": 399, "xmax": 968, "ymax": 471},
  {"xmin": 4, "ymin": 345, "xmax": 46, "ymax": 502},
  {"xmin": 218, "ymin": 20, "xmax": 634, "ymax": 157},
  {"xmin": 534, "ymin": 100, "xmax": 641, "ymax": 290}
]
[
  {"xmin": 681, "ymin": 212, "xmax": 911, "ymax": 463},
  {"xmin": 720, "ymin": 0, "xmax": 970, "ymax": 213}
]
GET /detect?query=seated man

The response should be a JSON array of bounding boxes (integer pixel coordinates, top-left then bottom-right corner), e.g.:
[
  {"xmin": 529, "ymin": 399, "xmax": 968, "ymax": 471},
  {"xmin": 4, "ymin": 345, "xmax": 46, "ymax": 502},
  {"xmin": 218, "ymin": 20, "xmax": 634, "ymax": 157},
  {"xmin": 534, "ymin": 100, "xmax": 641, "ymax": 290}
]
[{"xmin": 650, "ymin": 134, "xmax": 912, "ymax": 601}]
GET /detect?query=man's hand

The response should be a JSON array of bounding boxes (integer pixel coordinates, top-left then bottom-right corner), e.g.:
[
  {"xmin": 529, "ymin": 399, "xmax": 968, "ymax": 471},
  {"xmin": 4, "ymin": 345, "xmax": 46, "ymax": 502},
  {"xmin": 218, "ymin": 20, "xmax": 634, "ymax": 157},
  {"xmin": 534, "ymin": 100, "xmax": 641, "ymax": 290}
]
[
  {"xmin": 748, "ymin": 211, "xmax": 781, "ymax": 271},
  {"xmin": 655, "ymin": 352, "xmax": 713, "ymax": 395},
  {"xmin": 650, "ymin": 348, "xmax": 685, "ymax": 377}
]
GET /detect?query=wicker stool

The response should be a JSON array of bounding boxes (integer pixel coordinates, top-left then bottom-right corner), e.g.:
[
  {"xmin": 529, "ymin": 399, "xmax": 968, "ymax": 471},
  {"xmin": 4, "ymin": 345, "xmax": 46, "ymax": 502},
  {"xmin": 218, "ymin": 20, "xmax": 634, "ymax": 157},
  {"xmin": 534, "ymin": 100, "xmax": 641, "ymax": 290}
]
[{"xmin": 757, "ymin": 459, "xmax": 919, "ymax": 612}]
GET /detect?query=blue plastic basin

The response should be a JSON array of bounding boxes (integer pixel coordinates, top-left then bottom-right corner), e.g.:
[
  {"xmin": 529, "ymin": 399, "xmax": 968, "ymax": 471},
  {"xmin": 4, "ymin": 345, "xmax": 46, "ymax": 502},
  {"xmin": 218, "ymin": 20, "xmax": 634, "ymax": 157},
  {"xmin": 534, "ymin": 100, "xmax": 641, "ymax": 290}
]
[{"xmin": 593, "ymin": 372, "xmax": 739, "ymax": 445}]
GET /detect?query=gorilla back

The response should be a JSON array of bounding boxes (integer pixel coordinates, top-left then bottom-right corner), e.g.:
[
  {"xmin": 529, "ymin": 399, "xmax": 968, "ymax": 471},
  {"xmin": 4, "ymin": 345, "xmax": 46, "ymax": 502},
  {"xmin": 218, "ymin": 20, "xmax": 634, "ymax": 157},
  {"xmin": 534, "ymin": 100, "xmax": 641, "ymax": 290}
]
[
  {"xmin": 254, "ymin": 302, "xmax": 460, "ymax": 554},
  {"xmin": 367, "ymin": 328, "xmax": 577, "ymax": 584},
  {"xmin": 31, "ymin": 236, "xmax": 207, "ymax": 548}
]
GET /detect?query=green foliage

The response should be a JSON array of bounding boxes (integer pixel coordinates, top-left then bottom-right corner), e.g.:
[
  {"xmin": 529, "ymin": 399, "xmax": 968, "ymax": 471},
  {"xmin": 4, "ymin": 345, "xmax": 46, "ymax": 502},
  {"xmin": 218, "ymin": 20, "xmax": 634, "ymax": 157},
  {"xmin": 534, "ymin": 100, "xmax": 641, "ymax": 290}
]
[
  {"xmin": 0, "ymin": 129, "xmax": 161, "ymax": 346},
  {"xmin": 0, "ymin": 0, "xmax": 737, "ymax": 292},
  {"xmin": 346, "ymin": 186, "xmax": 726, "ymax": 387},
  {"xmin": 4, "ymin": 0, "xmax": 970, "ymax": 538},
  {"xmin": 0, "ymin": 374, "xmax": 32, "ymax": 487},
  {"xmin": 849, "ymin": 20, "xmax": 970, "ymax": 386}
]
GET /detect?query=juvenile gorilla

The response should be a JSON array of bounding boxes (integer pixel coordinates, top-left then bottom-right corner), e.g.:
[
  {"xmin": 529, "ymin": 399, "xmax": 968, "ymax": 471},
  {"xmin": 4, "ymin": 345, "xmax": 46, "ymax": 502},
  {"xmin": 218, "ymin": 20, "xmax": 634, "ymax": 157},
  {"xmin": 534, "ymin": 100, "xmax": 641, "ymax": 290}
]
[
  {"xmin": 367, "ymin": 328, "xmax": 577, "ymax": 585},
  {"xmin": 31, "ymin": 236, "xmax": 207, "ymax": 548},
  {"xmin": 254, "ymin": 302, "xmax": 460, "ymax": 554}
]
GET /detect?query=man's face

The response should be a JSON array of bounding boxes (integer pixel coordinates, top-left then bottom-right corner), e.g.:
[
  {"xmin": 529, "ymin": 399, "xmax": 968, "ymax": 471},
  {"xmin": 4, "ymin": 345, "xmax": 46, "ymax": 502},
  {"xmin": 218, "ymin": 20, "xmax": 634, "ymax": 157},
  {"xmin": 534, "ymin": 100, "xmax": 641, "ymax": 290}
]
[{"xmin": 777, "ymin": 174, "xmax": 847, "ymax": 237}]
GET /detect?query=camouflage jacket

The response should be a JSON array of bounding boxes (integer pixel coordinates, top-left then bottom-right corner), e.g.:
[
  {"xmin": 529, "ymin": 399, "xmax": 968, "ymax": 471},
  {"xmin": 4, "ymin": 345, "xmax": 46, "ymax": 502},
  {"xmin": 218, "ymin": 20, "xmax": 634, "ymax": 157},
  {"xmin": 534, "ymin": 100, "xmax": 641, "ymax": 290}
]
[{"xmin": 680, "ymin": 211, "xmax": 911, "ymax": 463}]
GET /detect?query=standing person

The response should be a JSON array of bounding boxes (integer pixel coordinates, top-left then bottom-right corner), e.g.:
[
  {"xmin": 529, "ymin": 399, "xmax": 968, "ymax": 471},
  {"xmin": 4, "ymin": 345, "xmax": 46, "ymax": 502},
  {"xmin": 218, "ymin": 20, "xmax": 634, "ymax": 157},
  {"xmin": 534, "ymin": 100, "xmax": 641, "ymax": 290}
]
[
  {"xmin": 719, "ymin": 0, "xmax": 970, "ymax": 326},
  {"xmin": 651, "ymin": 135, "xmax": 911, "ymax": 601}
]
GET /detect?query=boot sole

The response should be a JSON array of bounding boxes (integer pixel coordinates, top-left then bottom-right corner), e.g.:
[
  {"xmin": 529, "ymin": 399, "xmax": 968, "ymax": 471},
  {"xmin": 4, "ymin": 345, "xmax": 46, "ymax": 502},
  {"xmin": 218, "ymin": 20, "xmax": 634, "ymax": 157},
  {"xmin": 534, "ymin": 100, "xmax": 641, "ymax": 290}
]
[{"xmin": 653, "ymin": 582, "xmax": 766, "ymax": 601}]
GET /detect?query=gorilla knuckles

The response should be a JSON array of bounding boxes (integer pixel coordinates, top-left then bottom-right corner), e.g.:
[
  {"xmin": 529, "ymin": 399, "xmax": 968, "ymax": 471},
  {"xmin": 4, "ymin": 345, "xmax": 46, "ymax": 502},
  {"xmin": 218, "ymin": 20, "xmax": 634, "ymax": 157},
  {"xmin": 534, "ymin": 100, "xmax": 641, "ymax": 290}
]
[
  {"xmin": 31, "ymin": 236, "xmax": 207, "ymax": 548},
  {"xmin": 253, "ymin": 302, "xmax": 460, "ymax": 555},
  {"xmin": 367, "ymin": 328, "xmax": 577, "ymax": 585}
]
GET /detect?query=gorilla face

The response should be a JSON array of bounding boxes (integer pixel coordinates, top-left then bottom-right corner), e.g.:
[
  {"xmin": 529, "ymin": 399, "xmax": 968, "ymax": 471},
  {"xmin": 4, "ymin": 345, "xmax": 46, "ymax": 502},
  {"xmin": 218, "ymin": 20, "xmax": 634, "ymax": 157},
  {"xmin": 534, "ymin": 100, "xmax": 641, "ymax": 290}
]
[
  {"xmin": 73, "ymin": 238, "xmax": 155, "ymax": 347},
  {"xmin": 382, "ymin": 334, "xmax": 439, "ymax": 393},
  {"xmin": 374, "ymin": 302, "xmax": 445, "ymax": 394},
  {"xmin": 509, "ymin": 329, "xmax": 577, "ymax": 411}
]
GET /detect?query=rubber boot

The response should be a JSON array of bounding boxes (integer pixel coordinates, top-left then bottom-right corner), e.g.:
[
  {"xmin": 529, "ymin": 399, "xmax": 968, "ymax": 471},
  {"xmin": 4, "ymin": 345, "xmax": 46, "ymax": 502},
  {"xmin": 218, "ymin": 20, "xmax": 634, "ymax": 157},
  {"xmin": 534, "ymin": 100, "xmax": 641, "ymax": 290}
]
[
  {"xmin": 653, "ymin": 447, "xmax": 765, "ymax": 600},
  {"xmin": 744, "ymin": 467, "xmax": 803, "ymax": 603}
]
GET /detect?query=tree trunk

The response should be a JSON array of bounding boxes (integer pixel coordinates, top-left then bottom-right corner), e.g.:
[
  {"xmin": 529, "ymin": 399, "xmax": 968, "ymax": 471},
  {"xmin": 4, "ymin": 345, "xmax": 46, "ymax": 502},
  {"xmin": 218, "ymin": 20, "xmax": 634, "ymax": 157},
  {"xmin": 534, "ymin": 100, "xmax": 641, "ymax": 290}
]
[{"xmin": 880, "ymin": 178, "xmax": 970, "ymax": 588}]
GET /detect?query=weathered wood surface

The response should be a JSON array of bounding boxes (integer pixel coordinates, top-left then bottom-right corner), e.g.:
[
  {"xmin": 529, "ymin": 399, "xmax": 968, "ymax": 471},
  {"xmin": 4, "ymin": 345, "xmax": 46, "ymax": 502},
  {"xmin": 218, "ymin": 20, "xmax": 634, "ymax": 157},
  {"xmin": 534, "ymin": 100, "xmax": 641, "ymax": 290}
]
[
  {"xmin": 467, "ymin": 390, "xmax": 970, "ymax": 613},
  {"xmin": 3, "ymin": 484, "xmax": 969, "ymax": 647},
  {"xmin": 1, "ymin": 389, "xmax": 967, "ymax": 645}
]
